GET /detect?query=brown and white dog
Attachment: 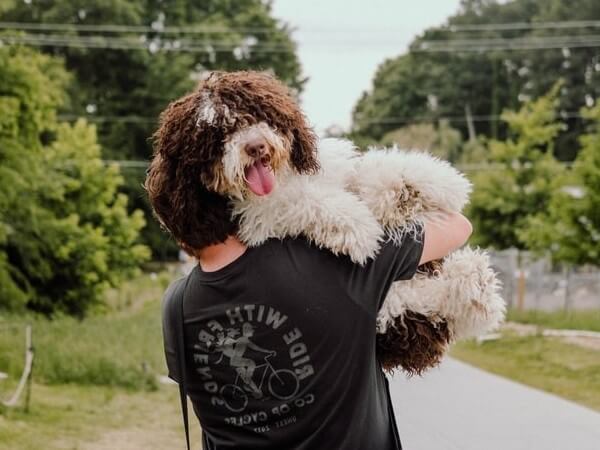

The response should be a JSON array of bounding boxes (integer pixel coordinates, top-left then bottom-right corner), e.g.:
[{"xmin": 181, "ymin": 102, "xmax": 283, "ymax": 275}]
[{"xmin": 145, "ymin": 70, "xmax": 505, "ymax": 375}]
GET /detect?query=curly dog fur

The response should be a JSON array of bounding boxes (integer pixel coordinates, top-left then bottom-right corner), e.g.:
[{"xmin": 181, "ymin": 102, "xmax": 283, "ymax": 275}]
[
  {"xmin": 145, "ymin": 71, "xmax": 319, "ymax": 252},
  {"xmin": 145, "ymin": 70, "xmax": 505, "ymax": 375}
]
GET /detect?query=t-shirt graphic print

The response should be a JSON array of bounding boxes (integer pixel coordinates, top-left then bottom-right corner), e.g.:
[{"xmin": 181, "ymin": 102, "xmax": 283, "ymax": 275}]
[
  {"xmin": 193, "ymin": 304, "xmax": 314, "ymax": 426},
  {"xmin": 163, "ymin": 233, "xmax": 424, "ymax": 450}
]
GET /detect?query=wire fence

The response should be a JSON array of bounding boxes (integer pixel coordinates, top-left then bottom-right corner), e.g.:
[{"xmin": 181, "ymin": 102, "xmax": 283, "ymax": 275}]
[{"xmin": 489, "ymin": 249, "xmax": 600, "ymax": 311}]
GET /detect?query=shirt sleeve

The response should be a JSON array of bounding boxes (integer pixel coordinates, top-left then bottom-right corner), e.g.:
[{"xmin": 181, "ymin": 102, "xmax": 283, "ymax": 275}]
[
  {"xmin": 342, "ymin": 225, "xmax": 425, "ymax": 316},
  {"xmin": 161, "ymin": 277, "xmax": 186, "ymax": 383}
]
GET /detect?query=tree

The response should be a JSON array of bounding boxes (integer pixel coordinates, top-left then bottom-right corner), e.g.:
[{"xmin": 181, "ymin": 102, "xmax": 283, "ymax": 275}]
[
  {"xmin": 0, "ymin": 44, "xmax": 69, "ymax": 310},
  {"xmin": 521, "ymin": 105, "xmax": 600, "ymax": 265},
  {"xmin": 352, "ymin": 54, "xmax": 434, "ymax": 141},
  {"xmin": 0, "ymin": 0, "xmax": 305, "ymax": 259},
  {"xmin": 351, "ymin": 0, "xmax": 600, "ymax": 162},
  {"xmin": 0, "ymin": 44, "xmax": 149, "ymax": 317},
  {"xmin": 467, "ymin": 84, "xmax": 566, "ymax": 250},
  {"xmin": 380, "ymin": 120, "xmax": 463, "ymax": 162}
]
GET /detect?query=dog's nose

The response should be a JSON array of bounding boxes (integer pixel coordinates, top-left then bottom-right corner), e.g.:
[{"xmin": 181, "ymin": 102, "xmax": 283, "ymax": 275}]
[{"xmin": 244, "ymin": 137, "xmax": 269, "ymax": 159}]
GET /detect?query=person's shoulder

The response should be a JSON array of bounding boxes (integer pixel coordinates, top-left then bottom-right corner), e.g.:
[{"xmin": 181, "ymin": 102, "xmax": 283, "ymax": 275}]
[
  {"xmin": 262, "ymin": 236, "xmax": 312, "ymax": 251},
  {"xmin": 164, "ymin": 275, "xmax": 188, "ymax": 298},
  {"xmin": 161, "ymin": 275, "xmax": 189, "ymax": 313}
]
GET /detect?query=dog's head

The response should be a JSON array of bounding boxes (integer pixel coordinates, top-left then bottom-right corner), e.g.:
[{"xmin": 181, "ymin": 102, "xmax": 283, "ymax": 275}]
[{"xmin": 145, "ymin": 70, "xmax": 319, "ymax": 252}]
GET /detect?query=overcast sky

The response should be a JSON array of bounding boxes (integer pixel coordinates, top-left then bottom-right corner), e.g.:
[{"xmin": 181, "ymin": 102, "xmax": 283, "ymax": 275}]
[{"xmin": 271, "ymin": 0, "xmax": 462, "ymax": 134}]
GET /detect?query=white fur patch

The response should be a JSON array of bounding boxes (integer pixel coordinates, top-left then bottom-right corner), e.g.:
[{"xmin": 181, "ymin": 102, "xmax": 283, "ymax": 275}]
[
  {"xmin": 196, "ymin": 91, "xmax": 217, "ymax": 126},
  {"xmin": 347, "ymin": 147, "xmax": 472, "ymax": 243},
  {"xmin": 234, "ymin": 171, "xmax": 383, "ymax": 265},
  {"xmin": 314, "ymin": 138, "xmax": 361, "ymax": 186},
  {"xmin": 377, "ymin": 247, "xmax": 506, "ymax": 340}
]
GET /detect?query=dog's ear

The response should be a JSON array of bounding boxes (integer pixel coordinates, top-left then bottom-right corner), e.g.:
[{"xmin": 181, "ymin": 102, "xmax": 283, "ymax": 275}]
[
  {"xmin": 145, "ymin": 152, "xmax": 237, "ymax": 250},
  {"xmin": 145, "ymin": 92, "xmax": 237, "ymax": 250},
  {"xmin": 290, "ymin": 119, "xmax": 320, "ymax": 175}
]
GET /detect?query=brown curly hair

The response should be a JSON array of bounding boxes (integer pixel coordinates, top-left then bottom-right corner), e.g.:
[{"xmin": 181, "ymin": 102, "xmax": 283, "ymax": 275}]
[{"xmin": 144, "ymin": 71, "xmax": 319, "ymax": 252}]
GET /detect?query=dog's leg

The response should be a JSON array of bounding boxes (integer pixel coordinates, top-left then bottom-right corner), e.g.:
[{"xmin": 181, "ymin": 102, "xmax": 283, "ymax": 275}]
[
  {"xmin": 375, "ymin": 246, "xmax": 505, "ymax": 374},
  {"xmin": 427, "ymin": 246, "xmax": 506, "ymax": 340}
]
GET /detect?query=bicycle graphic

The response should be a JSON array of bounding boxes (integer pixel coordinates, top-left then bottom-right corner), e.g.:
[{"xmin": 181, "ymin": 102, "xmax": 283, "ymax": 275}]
[{"xmin": 220, "ymin": 354, "xmax": 300, "ymax": 413}]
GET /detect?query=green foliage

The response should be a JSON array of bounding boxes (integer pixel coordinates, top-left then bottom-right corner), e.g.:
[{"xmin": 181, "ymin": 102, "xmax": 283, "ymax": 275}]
[
  {"xmin": 380, "ymin": 120, "xmax": 463, "ymax": 162},
  {"xmin": 352, "ymin": 0, "xmax": 600, "ymax": 161},
  {"xmin": 0, "ymin": 271, "xmax": 169, "ymax": 390},
  {"xmin": 0, "ymin": 0, "xmax": 305, "ymax": 259},
  {"xmin": 353, "ymin": 54, "xmax": 433, "ymax": 140},
  {"xmin": 0, "ymin": 45, "xmax": 70, "ymax": 310},
  {"xmin": 467, "ymin": 84, "xmax": 566, "ymax": 249},
  {"xmin": 520, "ymin": 105, "xmax": 600, "ymax": 265},
  {"xmin": 0, "ymin": 45, "xmax": 149, "ymax": 316},
  {"xmin": 457, "ymin": 137, "xmax": 490, "ymax": 166},
  {"xmin": 507, "ymin": 308, "xmax": 600, "ymax": 332}
]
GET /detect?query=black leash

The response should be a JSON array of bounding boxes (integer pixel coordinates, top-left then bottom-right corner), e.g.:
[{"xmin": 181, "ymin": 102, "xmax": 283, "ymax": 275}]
[{"xmin": 170, "ymin": 274, "xmax": 193, "ymax": 450}]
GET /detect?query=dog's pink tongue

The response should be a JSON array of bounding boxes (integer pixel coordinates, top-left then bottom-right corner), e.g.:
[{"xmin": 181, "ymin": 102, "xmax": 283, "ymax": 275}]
[{"xmin": 245, "ymin": 161, "xmax": 274, "ymax": 196}]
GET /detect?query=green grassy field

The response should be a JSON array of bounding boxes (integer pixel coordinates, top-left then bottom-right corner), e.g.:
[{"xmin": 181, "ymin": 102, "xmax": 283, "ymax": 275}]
[
  {"xmin": 0, "ymin": 267, "xmax": 199, "ymax": 449},
  {"xmin": 452, "ymin": 332, "xmax": 600, "ymax": 412},
  {"xmin": 0, "ymin": 381, "xmax": 199, "ymax": 450},
  {"xmin": 0, "ymin": 271, "xmax": 173, "ymax": 391},
  {"xmin": 506, "ymin": 308, "xmax": 600, "ymax": 332}
]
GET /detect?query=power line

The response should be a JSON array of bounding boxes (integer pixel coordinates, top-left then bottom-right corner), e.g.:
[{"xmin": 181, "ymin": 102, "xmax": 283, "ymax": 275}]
[
  {"xmin": 58, "ymin": 114, "xmax": 157, "ymax": 124},
  {"xmin": 0, "ymin": 21, "xmax": 288, "ymax": 35},
  {"xmin": 57, "ymin": 110, "xmax": 589, "ymax": 127},
  {"xmin": 5, "ymin": 32, "xmax": 600, "ymax": 54},
  {"xmin": 4, "ymin": 20, "xmax": 600, "ymax": 34},
  {"xmin": 447, "ymin": 20, "xmax": 600, "ymax": 32},
  {"xmin": 356, "ymin": 111, "xmax": 586, "ymax": 126},
  {"xmin": 416, "ymin": 35, "xmax": 600, "ymax": 52},
  {"xmin": 0, "ymin": 34, "xmax": 295, "ymax": 53},
  {"xmin": 103, "ymin": 160, "xmax": 149, "ymax": 168}
]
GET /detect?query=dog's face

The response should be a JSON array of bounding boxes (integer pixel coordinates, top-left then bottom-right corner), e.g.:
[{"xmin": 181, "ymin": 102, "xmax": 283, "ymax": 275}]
[
  {"xmin": 211, "ymin": 120, "xmax": 290, "ymax": 199},
  {"xmin": 145, "ymin": 71, "xmax": 319, "ymax": 251}
]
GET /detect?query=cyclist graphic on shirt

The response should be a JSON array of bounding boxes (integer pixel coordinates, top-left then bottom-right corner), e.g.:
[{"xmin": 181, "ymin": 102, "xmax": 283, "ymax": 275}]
[{"xmin": 215, "ymin": 322, "xmax": 275, "ymax": 398}]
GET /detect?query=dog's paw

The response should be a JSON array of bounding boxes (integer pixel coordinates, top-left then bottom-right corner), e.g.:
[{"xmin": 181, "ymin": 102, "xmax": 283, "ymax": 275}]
[{"xmin": 436, "ymin": 247, "xmax": 506, "ymax": 340}]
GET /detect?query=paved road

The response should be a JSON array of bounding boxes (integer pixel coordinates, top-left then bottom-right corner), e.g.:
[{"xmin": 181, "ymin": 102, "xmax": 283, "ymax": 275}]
[{"xmin": 389, "ymin": 358, "xmax": 600, "ymax": 450}]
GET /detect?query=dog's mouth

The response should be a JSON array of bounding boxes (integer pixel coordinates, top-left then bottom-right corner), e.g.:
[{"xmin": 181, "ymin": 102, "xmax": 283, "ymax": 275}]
[{"xmin": 244, "ymin": 159, "xmax": 274, "ymax": 196}]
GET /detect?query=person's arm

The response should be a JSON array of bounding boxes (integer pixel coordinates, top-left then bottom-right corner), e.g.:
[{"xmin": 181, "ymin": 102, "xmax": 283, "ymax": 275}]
[
  {"xmin": 161, "ymin": 277, "xmax": 187, "ymax": 383},
  {"xmin": 336, "ymin": 213, "xmax": 473, "ymax": 315},
  {"xmin": 419, "ymin": 212, "xmax": 473, "ymax": 265}
]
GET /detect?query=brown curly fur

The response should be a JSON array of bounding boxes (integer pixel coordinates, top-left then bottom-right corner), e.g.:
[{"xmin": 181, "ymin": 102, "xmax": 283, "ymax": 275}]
[
  {"xmin": 376, "ymin": 310, "xmax": 451, "ymax": 375},
  {"xmin": 146, "ymin": 71, "xmax": 453, "ymax": 375},
  {"xmin": 144, "ymin": 71, "xmax": 319, "ymax": 252}
]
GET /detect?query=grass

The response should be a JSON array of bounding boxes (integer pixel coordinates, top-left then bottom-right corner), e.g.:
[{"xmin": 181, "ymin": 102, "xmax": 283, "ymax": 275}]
[
  {"xmin": 0, "ymin": 266, "xmax": 205, "ymax": 449},
  {"xmin": 0, "ymin": 270, "xmax": 175, "ymax": 391},
  {"xmin": 506, "ymin": 308, "xmax": 600, "ymax": 332},
  {"xmin": 452, "ymin": 332, "xmax": 600, "ymax": 412},
  {"xmin": 0, "ymin": 382, "xmax": 201, "ymax": 450}
]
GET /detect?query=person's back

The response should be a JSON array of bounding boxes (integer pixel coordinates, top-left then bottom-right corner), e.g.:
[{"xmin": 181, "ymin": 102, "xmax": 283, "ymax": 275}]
[{"xmin": 163, "ymin": 234, "xmax": 425, "ymax": 450}]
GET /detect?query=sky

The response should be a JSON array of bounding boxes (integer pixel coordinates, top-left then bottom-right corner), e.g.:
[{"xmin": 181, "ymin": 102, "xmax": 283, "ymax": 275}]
[{"xmin": 271, "ymin": 0, "xmax": 463, "ymax": 134}]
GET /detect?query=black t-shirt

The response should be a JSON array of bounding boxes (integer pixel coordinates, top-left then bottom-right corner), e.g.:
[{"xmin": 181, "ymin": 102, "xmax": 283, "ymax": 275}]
[{"xmin": 162, "ymin": 232, "xmax": 424, "ymax": 450}]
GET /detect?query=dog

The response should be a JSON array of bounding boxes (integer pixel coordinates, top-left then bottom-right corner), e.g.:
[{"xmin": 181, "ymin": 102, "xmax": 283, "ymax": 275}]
[{"xmin": 145, "ymin": 70, "xmax": 505, "ymax": 375}]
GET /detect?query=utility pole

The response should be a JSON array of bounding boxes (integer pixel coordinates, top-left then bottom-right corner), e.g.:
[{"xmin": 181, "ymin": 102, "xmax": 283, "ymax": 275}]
[{"xmin": 465, "ymin": 104, "xmax": 476, "ymax": 142}]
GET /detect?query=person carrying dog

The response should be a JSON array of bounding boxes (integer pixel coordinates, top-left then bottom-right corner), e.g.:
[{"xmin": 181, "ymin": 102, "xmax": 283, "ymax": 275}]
[{"xmin": 145, "ymin": 71, "xmax": 472, "ymax": 450}]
